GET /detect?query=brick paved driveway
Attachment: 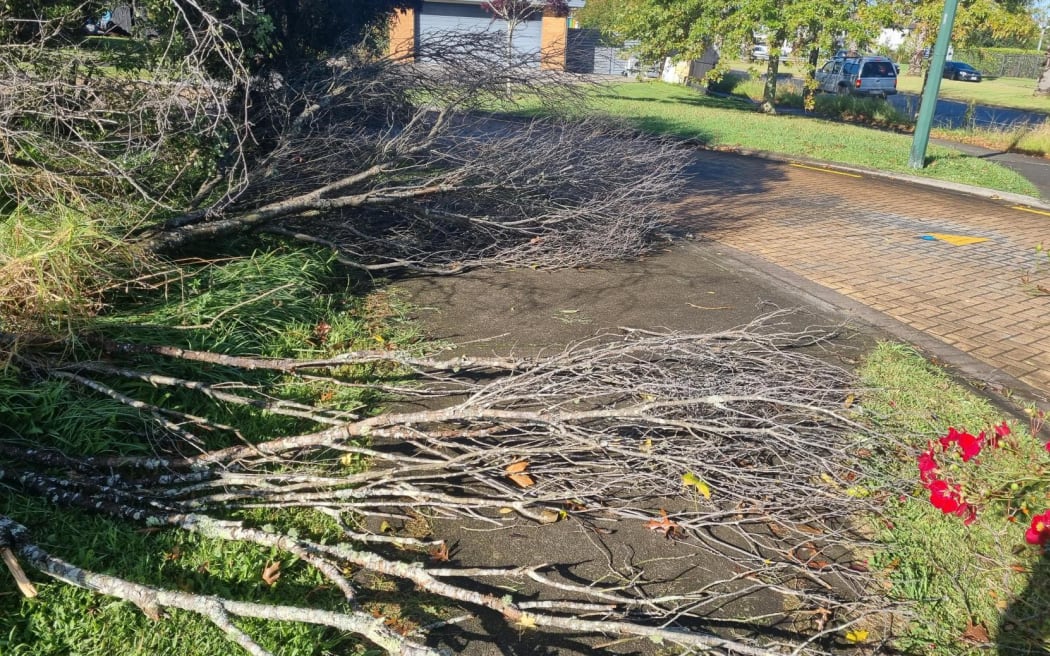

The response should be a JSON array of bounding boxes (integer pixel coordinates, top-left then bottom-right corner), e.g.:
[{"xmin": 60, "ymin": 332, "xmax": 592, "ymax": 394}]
[{"xmin": 675, "ymin": 151, "xmax": 1050, "ymax": 396}]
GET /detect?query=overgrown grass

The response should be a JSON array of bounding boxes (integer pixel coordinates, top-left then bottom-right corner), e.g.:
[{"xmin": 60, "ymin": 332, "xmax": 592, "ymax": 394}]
[
  {"xmin": 0, "ymin": 201, "xmax": 150, "ymax": 333},
  {"xmin": 859, "ymin": 342, "xmax": 1050, "ymax": 655},
  {"xmin": 0, "ymin": 245, "xmax": 436, "ymax": 656},
  {"xmin": 581, "ymin": 82, "xmax": 1038, "ymax": 196},
  {"xmin": 811, "ymin": 94, "xmax": 914, "ymax": 130}
]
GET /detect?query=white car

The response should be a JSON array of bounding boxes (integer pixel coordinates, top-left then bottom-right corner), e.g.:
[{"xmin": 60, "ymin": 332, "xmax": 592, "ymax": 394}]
[{"xmin": 815, "ymin": 55, "xmax": 898, "ymax": 97}]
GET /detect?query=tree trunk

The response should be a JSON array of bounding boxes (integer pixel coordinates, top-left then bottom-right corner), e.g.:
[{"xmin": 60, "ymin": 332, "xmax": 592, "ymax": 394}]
[
  {"xmin": 803, "ymin": 46, "xmax": 819, "ymax": 111},
  {"xmin": 1035, "ymin": 46, "xmax": 1050, "ymax": 95},
  {"xmin": 762, "ymin": 56, "xmax": 779, "ymax": 113},
  {"xmin": 908, "ymin": 24, "xmax": 928, "ymax": 76},
  {"xmin": 761, "ymin": 30, "xmax": 787, "ymax": 113}
]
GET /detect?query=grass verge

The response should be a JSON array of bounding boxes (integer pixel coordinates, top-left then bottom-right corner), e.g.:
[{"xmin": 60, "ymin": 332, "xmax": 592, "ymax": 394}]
[
  {"xmin": 859, "ymin": 342, "xmax": 1050, "ymax": 655},
  {"xmin": 0, "ymin": 244, "xmax": 437, "ymax": 656},
  {"xmin": 582, "ymin": 81, "xmax": 1038, "ymax": 196},
  {"xmin": 895, "ymin": 73, "xmax": 1050, "ymax": 114}
]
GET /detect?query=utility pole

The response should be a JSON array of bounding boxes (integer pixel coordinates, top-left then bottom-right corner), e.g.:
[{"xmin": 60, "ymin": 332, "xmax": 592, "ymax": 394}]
[{"xmin": 908, "ymin": 0, "xmax": 960, "ymax": 169}]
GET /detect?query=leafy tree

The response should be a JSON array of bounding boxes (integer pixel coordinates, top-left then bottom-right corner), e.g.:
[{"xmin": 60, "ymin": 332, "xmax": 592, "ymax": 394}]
[
  {"xmin": 887, "ymin": 0, "xmax": 1036, "ymax": 75},
  {"xmin": 594, "ymin": 0, "xmax": 873, "ymax": 111},
  {"xmin": 574, "ymin": 0, "xmax": 631, "ymax": 44}
]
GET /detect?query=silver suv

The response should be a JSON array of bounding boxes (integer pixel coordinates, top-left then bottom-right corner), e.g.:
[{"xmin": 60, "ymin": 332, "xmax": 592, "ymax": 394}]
[{"xmin": 815, "ymin": 55, "xmax": 898, "ymax": 98}]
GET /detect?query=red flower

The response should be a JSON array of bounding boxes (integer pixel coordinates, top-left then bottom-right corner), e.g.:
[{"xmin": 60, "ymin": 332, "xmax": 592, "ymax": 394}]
[
  {"xmin": 984, "ymin": 421, "xmax": 1009, "ymax": 448},
  {"xmin": 1025, "ymin": 510, "xmax": 1050, "ymax": 546},
  {"xmin": 938, "ymin": 427, "xmax": 984, "ymax": 461},
  {"xmin": 939, "ymin": 427, "xmax": 963, "ymax": 451},
  {"xmin": 917, "ymin": 448, "xmax": 939, "ymax": 485},
  {"xmin": 955, "ymin": 503, "xmax": 977, "ymax": 526},
  {"xmin": 928, "ymin": 479, "xmax": 964, "ymax": 514},
  {"xmin": 957, "ymin": 431, "xmax": 984, "ymax": 462}
]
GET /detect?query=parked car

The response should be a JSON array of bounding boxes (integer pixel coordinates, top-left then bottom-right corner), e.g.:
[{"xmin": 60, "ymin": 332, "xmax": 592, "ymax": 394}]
[
  {"xmin": 815, "ymin": 55, "xmax": 898, "ymax": 98},
  {"xmin": 942, "ymin": 61, "xmax": 982, "ymax": 82},
  {"xmin": 749, "ymin": 45, "xmax": 769, "ymax": 61}
]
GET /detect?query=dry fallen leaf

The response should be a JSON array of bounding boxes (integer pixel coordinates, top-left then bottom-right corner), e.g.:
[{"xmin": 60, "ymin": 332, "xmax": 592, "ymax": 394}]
[
  {"xmin": 962, "ymin": 621, "xmax": 990, "ymax": 643},
  {"xmin": 261, "ymin": 561, "xmax": 281, "ymax": 586},
  {"xmin": 508, "ymin": 473, "xmax": 535, "ymax": 488},
  {"xmin": 504, "ymin": 460, "xmax": 529, "ymax": 474},
  {"xmin": 428, "ymin": 542, "xmax": 450, "ymax": 562},
  {"xmin": 537, "ymin": 509, "xmax": 561, "ymax": 524},
  {"xmin": 646, "ymin": 509, "xmax": 679, "ymax": 538}
]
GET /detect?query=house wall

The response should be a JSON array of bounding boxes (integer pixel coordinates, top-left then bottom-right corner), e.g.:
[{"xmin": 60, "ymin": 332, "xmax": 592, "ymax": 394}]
[
  {"xmin": 540, "ymin": 12, "xmax": 568, "ymax": 70},
  {"xmin": 388, "ymin": 1, "xmax": 575, "ymax": 71},
  {"xmin": 388, "ymin": 7, "xmax": 417, "ymax": 59}
]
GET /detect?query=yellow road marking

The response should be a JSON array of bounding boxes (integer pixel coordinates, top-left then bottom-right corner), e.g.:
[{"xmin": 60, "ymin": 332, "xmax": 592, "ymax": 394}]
[
  {"xmin": 1012, "ymin": 205, "xmax": 1050, "ymax": 218},
  {"xmin": 790, "ymin": 163, "xmax": 862, "ymax": 178}
]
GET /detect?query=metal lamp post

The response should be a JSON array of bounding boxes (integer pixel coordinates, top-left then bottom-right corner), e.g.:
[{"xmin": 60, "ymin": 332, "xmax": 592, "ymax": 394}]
[{"xmin": 908, "ymin": 0, "xmax": 961, "ymax": 169}]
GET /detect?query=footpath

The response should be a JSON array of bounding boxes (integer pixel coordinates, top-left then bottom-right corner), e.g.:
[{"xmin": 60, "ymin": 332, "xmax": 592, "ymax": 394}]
[
  {"xmin": 672, "ymin": 146, "xmax": 1050, "ymax": 402},
  {"xmin": 399, "ymin": 143, "xmax": 1050, "ymax": 407}
]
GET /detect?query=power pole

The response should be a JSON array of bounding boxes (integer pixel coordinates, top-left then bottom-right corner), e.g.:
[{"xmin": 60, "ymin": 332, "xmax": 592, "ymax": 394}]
[{"xmin": 908, "ymin": 0, "xmax": 960, "ymax": 169}]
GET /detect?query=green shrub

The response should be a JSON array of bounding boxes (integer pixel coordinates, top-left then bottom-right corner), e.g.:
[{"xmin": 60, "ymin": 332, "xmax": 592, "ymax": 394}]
[
  {"xmin": 705, "ymin": 71, "xmax": 748, "ymax": 94},
  {"xmin": 812, "ymin": 94, "xmax": 914, "ymax": 129},
  {"xmin": 952, "ymin": 48, "xmax": 1044, "ymax": 78}
]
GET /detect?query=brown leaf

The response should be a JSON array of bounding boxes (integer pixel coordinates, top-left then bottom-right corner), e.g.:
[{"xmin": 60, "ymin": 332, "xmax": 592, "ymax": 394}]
[
  {"xmin": 428, "ymin": 542, "xmax": 450, "ymax": 562},
  {"xmin": 314, "ymin": 320, "xmax": 331, "ymax": 342},
  {"xmin": 646, "ymin": 509, "xmax": 679, "ymax": 538},
  {"xmin": 261, "ymin": 561, "xmax": 281, "ymax": 586},
  {"xmin": 508, "ymin": 472, "xmax": 535, "ymax": 488},
  {"xmin": 794, "ymin": 523, "xmax": 824, "ymax": 536},
  {"xmin": 962, "ymin": 621, "xmax": 990, "ymax": 643},
  {"xmin": 768, "ymin": 522, "xmax": 790, "ymax": 539},
  {"xmin": 504, "ymin": 460, "xmax": 529, "ymax": 474},
  {"xmin": 537, "ymin": 509, "xmax": 562, "ymax": 524}
]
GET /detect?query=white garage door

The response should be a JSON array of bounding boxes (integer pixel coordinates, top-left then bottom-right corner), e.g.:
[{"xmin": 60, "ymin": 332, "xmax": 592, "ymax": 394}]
[{"xmin": 418, "ymin": 2, "xmax": 543, "ymax": 65}]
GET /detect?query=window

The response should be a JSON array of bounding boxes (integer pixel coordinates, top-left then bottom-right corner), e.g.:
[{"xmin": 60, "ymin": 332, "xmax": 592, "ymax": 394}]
[{"xmin": 862, "ymin": 62, "xmax": 895, "ymax": 78}]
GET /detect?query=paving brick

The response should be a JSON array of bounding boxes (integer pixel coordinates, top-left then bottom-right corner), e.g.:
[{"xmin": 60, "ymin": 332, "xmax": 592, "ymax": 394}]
[{"xmin": 682, "ymin": 151, "xmax": 1050, "ymax": 395}]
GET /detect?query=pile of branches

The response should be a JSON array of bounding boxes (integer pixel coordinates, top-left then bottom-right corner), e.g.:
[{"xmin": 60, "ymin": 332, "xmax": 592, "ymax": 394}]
[
  {"xmin": 1, "ymin": 5, "xmax": 894, "ymax": 655},
  {"xmin": 2, "ymin": 2, "xmax": 684, "ymax": 278},
  {"xmin": 146, "ymin": 33, "xmax": 686, "ymax": 273},
  {"xmin": 1, "ymin": 316, "xmax": 895, "ymax": 655},
  {"xmin": 0, "ymin": 1, "xmax": 250, "ymax": 213}
]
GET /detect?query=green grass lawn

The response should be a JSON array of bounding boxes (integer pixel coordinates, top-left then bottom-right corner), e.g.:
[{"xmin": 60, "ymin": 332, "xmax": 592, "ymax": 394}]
[
  {"xmin": 0, "ymin": 240, "xmax": 432, "ymax": 656},
  {"xmin": 896, "ymin": 71, "xmax": 1050, "ymax": 114},
  {"xmin": 726, "ymin": 57, "xmax": 1050, "ymax": 114},
  {"xmin": 581, "ymin": 81, "xmax": 1038, "ymax": 196},
  {"xmin": 858, "ymin": 343, "xmax": 1050, "ymax": 655}
]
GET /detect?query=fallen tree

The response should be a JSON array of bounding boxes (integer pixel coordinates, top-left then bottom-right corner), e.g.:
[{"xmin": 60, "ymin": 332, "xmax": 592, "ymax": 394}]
[
  {"xmin": 1, "ymin": 4, "xmax": 895, "ymax": 654},
  {"xmin": 1, "ymin": 314, "xmax": 896, "ymax": 654}
]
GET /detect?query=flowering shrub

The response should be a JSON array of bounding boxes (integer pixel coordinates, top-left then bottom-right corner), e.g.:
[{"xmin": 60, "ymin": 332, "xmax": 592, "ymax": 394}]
[
  {"xmin": 1027, "ymin": 509, "xmax": 1050, "ymax": 545},
  {"xmin": 917, "ymin": 420, "xmax": 1050, "ymax": 548}
]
